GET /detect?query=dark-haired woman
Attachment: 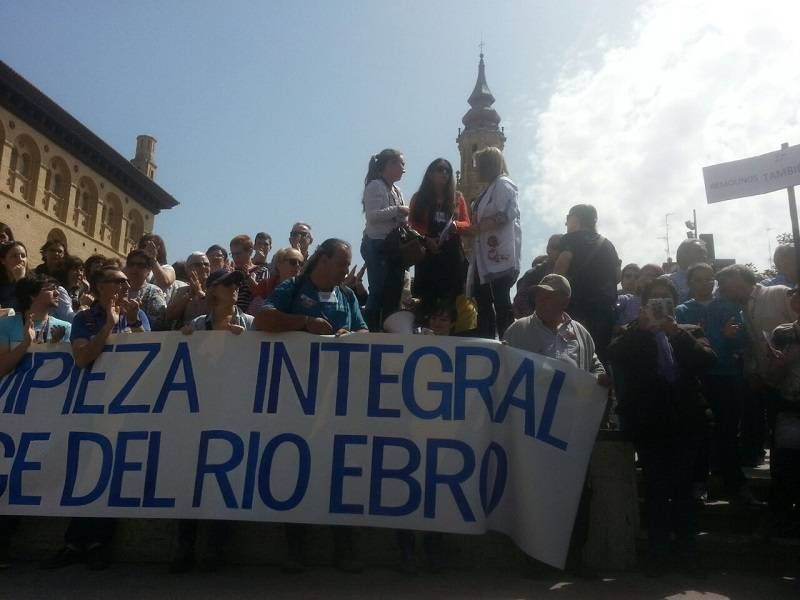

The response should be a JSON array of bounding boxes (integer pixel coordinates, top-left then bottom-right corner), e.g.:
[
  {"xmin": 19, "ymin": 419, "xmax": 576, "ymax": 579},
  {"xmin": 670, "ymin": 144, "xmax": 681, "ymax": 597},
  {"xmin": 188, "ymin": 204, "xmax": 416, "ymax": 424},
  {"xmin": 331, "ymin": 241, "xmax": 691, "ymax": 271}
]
[
  {"xmin": 138, "ymin": 233, "xmax": 176, "ymax": 291},
  {"xmin": 360, "ymin": 149, "xmax": 409, "ymax": 331},
  {"xmin": 34, "ymin": 239, "xmax": 66, "ymax": 277},
  {"xmin": 0, "ymin": 222, "xmax": 14, "ymax": 244},
  {"xmin": 0, "ymin": 241, "xmax": 29, "ymax": 310},
  {"xmin": 55, "ymin": 255, "xmax": 92, "ymax": 313},
  {"xmin": 609, "ymin": 277, "xmax": 716, "ymax": 576},
  {"xmin": 409, "ymin": 158, "xmax": 470, "ymax": 323}
]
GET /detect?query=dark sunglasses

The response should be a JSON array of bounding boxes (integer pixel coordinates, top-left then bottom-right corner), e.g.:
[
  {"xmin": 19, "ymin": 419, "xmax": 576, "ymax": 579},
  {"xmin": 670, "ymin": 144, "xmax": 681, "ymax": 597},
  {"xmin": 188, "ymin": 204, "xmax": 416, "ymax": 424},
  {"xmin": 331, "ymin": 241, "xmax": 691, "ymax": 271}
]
[
  {"xmin": 290, "ymin": 231, "xmax": 310, "ymax": 238},
  {"xmin": 127, "ymin": 261, "xmax": 150, "ymax": 269},
  {"xmin": 101, "ymin": 277, "xmax": 128, "ymax": 285}
]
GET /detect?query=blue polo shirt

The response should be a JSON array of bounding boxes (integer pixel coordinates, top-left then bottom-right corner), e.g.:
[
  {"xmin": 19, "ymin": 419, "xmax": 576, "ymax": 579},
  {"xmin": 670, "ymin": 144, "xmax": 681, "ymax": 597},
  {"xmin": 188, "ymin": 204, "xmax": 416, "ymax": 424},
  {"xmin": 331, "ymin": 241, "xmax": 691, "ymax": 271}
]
[
  {"xmin": 265, "ymin": 276, "xmax": 367, "ymax": 332},
  {"xmin": 675, "ymin": 297, "xmax": 747, "ymax": 376},
  {"xmin": 71, "ymin": 303, "xmax": 151, "ymax": 342}
]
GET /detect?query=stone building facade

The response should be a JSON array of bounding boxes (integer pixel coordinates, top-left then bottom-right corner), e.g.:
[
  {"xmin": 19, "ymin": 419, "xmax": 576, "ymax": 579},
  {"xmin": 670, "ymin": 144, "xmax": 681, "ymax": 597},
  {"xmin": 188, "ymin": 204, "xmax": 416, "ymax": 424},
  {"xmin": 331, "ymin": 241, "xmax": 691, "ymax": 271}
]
[
  {"xmin": 0, "ymin": 61, "xmax": 177, "ymax": 261},
  {"xmin": 456, "ymin": 53, "xmax": 507, "ymax": 204}
]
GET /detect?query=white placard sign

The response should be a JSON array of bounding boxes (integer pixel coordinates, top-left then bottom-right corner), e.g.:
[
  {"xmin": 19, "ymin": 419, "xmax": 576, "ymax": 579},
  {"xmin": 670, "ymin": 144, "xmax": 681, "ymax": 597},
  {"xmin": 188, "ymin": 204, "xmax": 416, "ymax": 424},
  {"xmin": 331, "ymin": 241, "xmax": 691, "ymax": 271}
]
[
  {"xmin": 703, "ymin": 144, "xmax": 800, "ymax": 203},
  {"xmin": 0, "ymin": 331, "xmax": 607, "ymax": 568}
]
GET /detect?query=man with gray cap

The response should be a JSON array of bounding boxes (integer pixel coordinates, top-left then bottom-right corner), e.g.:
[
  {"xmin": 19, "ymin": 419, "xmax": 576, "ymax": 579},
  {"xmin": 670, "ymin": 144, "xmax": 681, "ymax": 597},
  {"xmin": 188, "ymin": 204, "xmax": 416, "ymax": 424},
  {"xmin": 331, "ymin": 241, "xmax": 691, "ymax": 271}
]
[
  {"xmin": 503, "ymin": 273, "xmax": 608, "ymax": 380},
  {"xmin": 503, "ymin": 273, "xmax": 609, "ymax": 578}
]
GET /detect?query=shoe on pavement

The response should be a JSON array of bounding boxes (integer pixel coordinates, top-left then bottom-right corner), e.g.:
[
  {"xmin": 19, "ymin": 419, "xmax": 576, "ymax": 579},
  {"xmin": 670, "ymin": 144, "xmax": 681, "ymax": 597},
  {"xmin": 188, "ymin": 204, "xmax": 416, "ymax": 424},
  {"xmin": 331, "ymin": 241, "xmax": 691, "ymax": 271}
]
[
  {"xmin": 41, "ymin": 546, "xmax": 83, "ymax": 570},
  {"xmin": 169, "ymin": 548, "xmax": 195, "ymax": 574},
  {"xmin": 281, "ymin": 558, "xmax": 305, "ymax": 574},
  {"xmin": 86, "ymin": 545, "xmax": 111, "ymax": 571},
  {"xmin": 336, "ymin": 556, "xmax": 364, "ymax": 574}
]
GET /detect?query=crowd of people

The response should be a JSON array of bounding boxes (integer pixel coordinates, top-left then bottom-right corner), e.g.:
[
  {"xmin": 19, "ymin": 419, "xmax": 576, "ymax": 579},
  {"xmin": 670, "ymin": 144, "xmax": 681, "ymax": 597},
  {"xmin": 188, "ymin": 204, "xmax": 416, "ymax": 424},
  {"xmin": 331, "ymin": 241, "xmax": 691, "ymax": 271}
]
[{"xmin": 1, "ymin": 145, "xmax": 799, "ymax": 578}]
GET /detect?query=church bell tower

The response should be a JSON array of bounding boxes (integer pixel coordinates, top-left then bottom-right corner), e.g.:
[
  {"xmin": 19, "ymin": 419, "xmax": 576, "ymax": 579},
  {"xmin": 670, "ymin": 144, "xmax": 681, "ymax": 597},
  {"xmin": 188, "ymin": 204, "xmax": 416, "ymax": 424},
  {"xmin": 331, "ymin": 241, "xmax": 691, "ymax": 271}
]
[{"xmin": 456, "ymin": 52, "xmax": 506, "ymax": 203}]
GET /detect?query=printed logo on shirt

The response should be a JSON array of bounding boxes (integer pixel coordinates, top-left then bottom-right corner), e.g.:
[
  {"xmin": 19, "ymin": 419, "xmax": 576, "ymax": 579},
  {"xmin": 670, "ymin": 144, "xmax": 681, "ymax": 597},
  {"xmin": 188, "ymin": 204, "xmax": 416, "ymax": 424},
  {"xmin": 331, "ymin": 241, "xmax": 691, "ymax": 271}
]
[{"xmin": 299, "ymin": 294, "xmax": 318, "ymax": 309}]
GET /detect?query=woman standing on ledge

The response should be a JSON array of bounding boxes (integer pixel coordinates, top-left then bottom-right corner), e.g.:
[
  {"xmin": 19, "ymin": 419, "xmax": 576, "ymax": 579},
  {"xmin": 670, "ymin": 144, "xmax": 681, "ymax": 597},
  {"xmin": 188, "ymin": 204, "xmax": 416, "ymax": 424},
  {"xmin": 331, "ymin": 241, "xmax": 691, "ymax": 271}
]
[
  {"xmin": 408, "ymin": 158, "xmax": 470, "ymax": 324},
  {"xmin": 360, "ymin": 148, "xmax": 408, "ymax": 331},
  {"xmin": 462, "ymin": 147, "xmax": 521, "ymax": 339}
]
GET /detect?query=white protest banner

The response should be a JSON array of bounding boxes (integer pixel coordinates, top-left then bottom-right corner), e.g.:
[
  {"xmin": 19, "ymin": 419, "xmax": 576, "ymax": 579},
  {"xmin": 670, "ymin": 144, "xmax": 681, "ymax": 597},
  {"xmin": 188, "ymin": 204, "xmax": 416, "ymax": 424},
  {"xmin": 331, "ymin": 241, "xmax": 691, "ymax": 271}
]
[
  {"xmin": 0, "ymin": 331, "xmax": 606, "ymax": 568},
  {"xmin": 703, "ymin": 143, "xmax": 800, "ymax": 203}
]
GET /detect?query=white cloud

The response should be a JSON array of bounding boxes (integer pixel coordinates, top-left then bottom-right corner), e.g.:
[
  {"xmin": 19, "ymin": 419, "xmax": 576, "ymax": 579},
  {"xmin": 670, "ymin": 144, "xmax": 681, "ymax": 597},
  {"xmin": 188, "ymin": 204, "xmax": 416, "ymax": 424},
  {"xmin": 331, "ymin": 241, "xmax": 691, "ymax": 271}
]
[{"xmin": 525, "ymin": 0, "xmax": 800, "ymax": 268}]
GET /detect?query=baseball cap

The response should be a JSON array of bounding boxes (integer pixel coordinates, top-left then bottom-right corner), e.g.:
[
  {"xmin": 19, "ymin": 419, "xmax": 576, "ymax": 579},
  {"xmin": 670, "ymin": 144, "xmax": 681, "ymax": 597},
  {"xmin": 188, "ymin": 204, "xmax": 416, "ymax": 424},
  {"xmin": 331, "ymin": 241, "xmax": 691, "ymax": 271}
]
[
  {"xmin": 206, "ymin": 269, "xmax": 245, "ymax": 288},
  {"xmin": 534, "ymin": 274, "xmax": 572, "ymax": 297}
]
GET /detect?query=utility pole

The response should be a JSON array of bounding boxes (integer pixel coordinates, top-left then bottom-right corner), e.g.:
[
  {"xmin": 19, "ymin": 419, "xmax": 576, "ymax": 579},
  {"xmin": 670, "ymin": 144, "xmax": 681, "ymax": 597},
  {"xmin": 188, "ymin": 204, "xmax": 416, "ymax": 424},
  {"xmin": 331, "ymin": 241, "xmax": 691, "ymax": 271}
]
[{"xmin": 664, "ymin": 213, "xmax": 675, "ymax": 259}]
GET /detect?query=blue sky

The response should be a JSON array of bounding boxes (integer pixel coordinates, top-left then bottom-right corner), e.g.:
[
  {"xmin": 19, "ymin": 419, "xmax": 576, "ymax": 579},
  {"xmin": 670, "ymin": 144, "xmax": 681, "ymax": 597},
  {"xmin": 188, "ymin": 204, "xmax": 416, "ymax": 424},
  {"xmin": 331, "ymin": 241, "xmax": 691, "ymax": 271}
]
[
  {"xmin": 2, "ymin": 0, "xmax": 639, "ymax": 269},
  {"xmin": 6, "ymin": 1, "xmax": 797, "ymax": 270}
]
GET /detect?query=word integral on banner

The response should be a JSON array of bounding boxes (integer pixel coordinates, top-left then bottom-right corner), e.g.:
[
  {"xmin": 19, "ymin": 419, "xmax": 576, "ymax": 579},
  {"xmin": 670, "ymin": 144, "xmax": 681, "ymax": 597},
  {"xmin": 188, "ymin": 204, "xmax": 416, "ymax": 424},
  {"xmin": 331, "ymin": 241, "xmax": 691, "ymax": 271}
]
[{"xmin": 0, "ymin": 331, "xmax": 607, "ymax": 569}]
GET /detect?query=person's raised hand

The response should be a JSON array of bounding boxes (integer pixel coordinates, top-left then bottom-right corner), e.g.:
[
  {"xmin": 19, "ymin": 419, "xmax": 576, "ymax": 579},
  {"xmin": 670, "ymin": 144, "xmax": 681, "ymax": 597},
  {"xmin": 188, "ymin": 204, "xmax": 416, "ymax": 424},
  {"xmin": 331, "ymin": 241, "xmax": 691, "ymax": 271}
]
[
  {"xmin": 306, "ymin": 317, "xmax": 333, "ymax": 335},
  {"xmin": 143, "ymin": 240, "xmax": 158, "ymax": 262},
  {"xmin": 723, "ymin": 318, "xmax": 741, "ymax": 339},
  {"xmin": 596, "ymin": 373, "xmax": 612, "ymax": 388},
  {"xmin": 227, "ymin": 323, "xmax": 245, "ymax": 335},
  {"xmin": 343, "ymin": 265, "xmax": 358, "ymax": 287},
  {"xmin": 22, "ymin": 312, "xmax": 35, "ymax": 345},
  {"xmin": 106, "ymin": 298, "xmax": 120, "ymax": 326},
  {"xmin": 50, "ymin": 324, "xmax": 67, "ymax": 344},
  {"xmin": 661, "ymin": 316, "xmax": 681, "ymax": 337},
  {"xmin": 121, "ymin": 298, "xmax": 140, "ymax": 323},
  {"xmin": 189, "ymin": 271, "xmax": 204, "ymax": 297},
  {"xmin": 397, "ymin": 205, "xmax": 410, "ymax": 217}
]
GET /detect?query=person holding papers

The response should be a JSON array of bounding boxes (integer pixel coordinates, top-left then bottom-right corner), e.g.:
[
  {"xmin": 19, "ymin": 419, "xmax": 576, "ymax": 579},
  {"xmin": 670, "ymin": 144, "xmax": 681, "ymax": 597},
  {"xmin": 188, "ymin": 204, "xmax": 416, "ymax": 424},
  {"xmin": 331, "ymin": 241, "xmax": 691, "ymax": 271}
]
[
  {"xmin": 256, "ymin": 238, "xmax": 367, "ymax": 574},
  {"xmin": 408, "ymin": 158, "xmax": 471, "ymax": 325}
]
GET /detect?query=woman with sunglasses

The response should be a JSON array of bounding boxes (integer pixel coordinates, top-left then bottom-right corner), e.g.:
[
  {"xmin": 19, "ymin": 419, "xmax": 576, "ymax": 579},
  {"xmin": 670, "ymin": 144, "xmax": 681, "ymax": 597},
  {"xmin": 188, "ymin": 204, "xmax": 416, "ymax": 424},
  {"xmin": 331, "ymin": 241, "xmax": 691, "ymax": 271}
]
[
  {"xmin": 408, "ymin": 158, "xmax": 471, "ymax": 325},
  {"xmin": 43, "ymin": 265, "xmax": 149, "ymax": 571},
  {"xmin": 248, "ymin": 247, "xmax": 304, "ymax": 315}
]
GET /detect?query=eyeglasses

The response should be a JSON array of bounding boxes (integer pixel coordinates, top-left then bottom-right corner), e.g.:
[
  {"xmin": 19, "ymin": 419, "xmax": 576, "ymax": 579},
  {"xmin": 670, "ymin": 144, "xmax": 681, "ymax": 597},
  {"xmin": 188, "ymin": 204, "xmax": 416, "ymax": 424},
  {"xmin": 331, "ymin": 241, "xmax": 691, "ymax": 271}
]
[
  {"xmin": 127, "ymin": 261, "xmax": 150, "ymax": 269},
  {"xmin": 101, "ymin": 277, "xmax": 129, "ymax": 285},
  {"xmin": 290, "ymin": 231, "xmax": 310, "ymax": 238},
  {"xmin": 284, "ymin": 258, "xmax": 304, "ymax": 267}
]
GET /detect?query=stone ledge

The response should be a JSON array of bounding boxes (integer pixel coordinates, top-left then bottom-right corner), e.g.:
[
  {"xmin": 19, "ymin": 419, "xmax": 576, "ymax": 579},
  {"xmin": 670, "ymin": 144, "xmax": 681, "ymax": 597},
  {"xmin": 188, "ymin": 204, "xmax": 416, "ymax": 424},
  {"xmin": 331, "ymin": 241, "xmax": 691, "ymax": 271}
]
[{"xmin": 8, "ymin": 517, "xmax": 529, "ymax": 570}]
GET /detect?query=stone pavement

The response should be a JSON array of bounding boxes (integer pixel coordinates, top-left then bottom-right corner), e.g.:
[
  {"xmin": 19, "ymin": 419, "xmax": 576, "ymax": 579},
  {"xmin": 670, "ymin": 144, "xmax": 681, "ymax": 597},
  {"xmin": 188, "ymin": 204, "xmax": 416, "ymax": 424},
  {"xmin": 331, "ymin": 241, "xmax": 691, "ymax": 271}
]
[{"xmin": 0, "ymin": 564, "xmax": 798, "ymax": 600}]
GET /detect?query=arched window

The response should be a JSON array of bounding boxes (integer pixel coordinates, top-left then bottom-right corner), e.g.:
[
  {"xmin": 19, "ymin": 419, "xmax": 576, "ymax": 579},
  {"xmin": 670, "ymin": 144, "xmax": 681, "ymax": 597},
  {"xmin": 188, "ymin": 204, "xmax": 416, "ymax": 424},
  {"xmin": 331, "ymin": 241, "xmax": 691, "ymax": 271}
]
[
  {"xmin": 43, "ymin": 156, "xmax": 71, "ymax": 221},
  {"xmin": 125, "ymin": 209, "xmax": 144, "ymax": 255},
  {"xmin": 101, "ymin": 193, "xmax": 123, "ymax": 249},
  {"xmin": 74, "ymin": 176, "xmax": 99, "ymax": 235},
  {"xmin": 8, "ymin": 135, "xmax": 41, "ymax": 206}
]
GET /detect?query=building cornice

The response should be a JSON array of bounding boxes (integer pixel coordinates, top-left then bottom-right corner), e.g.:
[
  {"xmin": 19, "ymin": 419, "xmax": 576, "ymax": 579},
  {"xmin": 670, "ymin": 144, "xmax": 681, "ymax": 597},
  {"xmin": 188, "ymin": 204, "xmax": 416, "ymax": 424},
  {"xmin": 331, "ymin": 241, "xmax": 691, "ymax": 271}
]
[{"xmin": 0, "ymin": 60, "xmax": 178, "ymax": 214}]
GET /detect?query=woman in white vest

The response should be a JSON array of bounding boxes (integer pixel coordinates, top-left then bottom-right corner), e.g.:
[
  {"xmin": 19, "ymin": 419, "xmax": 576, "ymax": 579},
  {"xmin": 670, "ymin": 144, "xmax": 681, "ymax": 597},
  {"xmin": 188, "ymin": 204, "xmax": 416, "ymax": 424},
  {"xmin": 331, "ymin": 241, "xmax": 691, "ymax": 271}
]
[
  {"xmin": 359, "ymin": 148, "xmax": 409, "ymax": 331},
  {"xmin": 464, "ymin": 147, "xmax": 521, "ymax": 339}
]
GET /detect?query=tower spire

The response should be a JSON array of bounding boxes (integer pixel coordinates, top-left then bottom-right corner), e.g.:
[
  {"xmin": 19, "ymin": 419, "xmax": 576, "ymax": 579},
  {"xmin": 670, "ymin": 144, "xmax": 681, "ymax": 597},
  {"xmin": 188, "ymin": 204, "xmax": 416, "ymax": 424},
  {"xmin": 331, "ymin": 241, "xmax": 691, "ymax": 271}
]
[
  {"xmin": 467, "ymin": 52, "xmax": 495, "ymax": 109},
  {"xmin": 462, "ymin": 52, "xmax": 501, "ymax": 129},
  {"xmin": 456, "ymin": 49, "xmax": 506, "ymax": 202}
]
